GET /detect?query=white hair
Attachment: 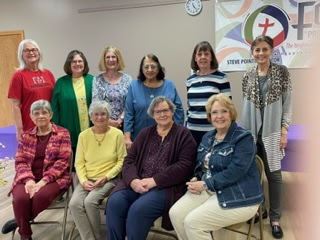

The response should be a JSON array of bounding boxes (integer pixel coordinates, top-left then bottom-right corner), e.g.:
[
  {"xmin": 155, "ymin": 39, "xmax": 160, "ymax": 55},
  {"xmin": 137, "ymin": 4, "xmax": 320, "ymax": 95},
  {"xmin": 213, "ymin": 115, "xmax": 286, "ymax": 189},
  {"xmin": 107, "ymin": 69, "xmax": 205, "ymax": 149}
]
[{"xmin": 17, "ymin": 39, "xmax": 43, "ymax": 70}]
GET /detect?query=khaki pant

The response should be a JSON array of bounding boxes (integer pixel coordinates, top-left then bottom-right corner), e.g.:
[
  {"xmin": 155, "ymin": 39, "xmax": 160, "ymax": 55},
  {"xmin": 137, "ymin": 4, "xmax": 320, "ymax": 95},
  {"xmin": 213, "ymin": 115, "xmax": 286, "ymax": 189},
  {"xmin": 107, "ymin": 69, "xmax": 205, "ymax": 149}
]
[
  {"xmin": 169, "ymin": 190, "xmax": 259, "ymax": 240},
  {"xmin": 69, "ymin": 178, "xmax": 118, "ymax": 240}
]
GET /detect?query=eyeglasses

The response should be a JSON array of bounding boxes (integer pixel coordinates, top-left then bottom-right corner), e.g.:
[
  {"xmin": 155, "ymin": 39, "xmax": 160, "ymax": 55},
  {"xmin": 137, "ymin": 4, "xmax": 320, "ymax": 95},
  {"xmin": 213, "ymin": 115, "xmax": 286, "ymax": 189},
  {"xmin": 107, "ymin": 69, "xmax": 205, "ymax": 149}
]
[
  {"xmin": 23, "ymin": 48, "xmax": 38, "ymax": 54},
  {"xmin": 210, "ymin": 109, "xmax": 229, "ymax": 117},
  {"xmin": 153, "ymin": 108, "xmax": 170, "ymax": 115},
  {"xmin": 143, "ymin": 64, "xmax": 158, "ymax": 70}
]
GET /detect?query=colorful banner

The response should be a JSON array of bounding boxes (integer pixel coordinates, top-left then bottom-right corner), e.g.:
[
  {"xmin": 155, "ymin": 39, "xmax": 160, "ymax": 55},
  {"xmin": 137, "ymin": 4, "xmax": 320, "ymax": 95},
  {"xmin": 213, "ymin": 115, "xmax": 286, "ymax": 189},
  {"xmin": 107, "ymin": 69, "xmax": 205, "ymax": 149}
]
[{"xmin": 215, "ymin": 0, "xmax": 318, "ymax": 71}]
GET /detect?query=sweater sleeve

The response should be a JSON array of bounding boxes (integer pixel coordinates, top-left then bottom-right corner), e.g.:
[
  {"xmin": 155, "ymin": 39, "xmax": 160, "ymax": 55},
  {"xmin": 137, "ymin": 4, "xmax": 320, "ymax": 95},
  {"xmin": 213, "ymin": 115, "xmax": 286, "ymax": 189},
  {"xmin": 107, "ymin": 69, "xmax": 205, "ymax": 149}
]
[
  {"xmin": 51, "ymin": 78, "xmax": 61, "ymax": 125},
  {"xmin": 121, "ymin": 128, "xmax": 148, "ymax": 185},
  {"xmin": 281, "ymin": 66, "xmax": 292, "ymax": 128},
  {"xmin": 172, "ymin": 88, "xmax": 185, "ymax": 125},
  {"xmin": 219, "ymin": 73, "xmax": 232, "ymax": 99},
  {"xmin": 105, "ymin": 132, "xmax": 126, "ymax": 180},
  {"xmin": 14, "ymin": 134, "xmax": 35, "ymax": 184},
  {"xmin": 74, "ymin": 132, "xmax": 88, "ymax": 184},
  {"xmin": 124, "ymin": 83, "xmax": 135, "ymax": 132}
]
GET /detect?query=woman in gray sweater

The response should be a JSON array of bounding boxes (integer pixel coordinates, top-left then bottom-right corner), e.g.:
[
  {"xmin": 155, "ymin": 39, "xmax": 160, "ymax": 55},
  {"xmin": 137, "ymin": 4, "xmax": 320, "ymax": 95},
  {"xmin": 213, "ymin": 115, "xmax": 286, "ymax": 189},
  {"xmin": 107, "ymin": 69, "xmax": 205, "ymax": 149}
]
[{"xmin": 242, "ymin": 35, "xmax": 292, "ymax": 239}]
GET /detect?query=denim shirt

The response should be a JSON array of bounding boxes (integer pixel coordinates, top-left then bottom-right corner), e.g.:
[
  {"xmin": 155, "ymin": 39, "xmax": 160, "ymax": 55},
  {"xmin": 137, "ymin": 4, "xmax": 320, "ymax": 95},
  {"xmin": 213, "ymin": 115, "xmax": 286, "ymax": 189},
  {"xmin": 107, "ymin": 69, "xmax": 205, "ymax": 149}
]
[{"xmin": 194, "ymin": 121, "xmax": 263, "ymax": 209}]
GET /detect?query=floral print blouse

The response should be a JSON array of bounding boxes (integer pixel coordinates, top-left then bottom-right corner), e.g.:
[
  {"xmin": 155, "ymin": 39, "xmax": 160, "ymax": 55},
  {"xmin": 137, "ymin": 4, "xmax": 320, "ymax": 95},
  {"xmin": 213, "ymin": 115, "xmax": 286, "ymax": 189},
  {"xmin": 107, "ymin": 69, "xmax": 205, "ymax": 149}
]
[{"xmin": 92, "ymin": 73, "xmax": 132, "ymax": 120}]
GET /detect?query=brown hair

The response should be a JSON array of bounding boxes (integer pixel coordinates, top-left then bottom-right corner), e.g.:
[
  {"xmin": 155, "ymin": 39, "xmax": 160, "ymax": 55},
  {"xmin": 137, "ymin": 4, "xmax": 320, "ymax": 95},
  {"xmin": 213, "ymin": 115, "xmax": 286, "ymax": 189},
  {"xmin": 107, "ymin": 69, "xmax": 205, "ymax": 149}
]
[
  {"xmin": 250, "ymin": 35, "xmax": 274, "ymax": 52},
  {"xmin": 63, "ymin": 50, "xmax": 89, "ymax": 75},
  {"xmin": 191, "ymin": 41, "xmax": 219, "ymax": 72}
]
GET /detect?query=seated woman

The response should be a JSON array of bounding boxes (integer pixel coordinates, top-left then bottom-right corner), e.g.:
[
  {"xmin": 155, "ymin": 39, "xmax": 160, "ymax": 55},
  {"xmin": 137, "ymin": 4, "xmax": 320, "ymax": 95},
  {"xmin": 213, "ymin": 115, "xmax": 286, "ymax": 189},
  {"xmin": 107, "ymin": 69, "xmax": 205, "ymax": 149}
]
[
  {"xmin": 169, "ymin": 93, "xmax": 263, "ymax": 240},
  {"xmin": 106, "ymin": 96, "xmax": 197, "ymax": 240},
  {"xmin": 69, "ymin": 100, "xmax": 126, "ymax": 240},
  {"xmin": 2, "ymin": 100, "xmax": 71, "ymax": 240}
]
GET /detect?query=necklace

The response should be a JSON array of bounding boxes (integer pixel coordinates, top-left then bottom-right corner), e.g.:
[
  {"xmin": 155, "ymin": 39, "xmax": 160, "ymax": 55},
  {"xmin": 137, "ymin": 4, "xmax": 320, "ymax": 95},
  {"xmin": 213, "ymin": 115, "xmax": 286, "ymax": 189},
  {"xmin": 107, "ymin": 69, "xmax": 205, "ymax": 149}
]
[
  {"xmin": 37, "ymin": 133, "xmax": 50, "ymax": 143},
  {"xmin": 147, "ymin": 87, "xmax": 155, "ymax": 99},
  {"xmin": 92, "ymin": 128, "xmax": 107, "ymax": 146}
]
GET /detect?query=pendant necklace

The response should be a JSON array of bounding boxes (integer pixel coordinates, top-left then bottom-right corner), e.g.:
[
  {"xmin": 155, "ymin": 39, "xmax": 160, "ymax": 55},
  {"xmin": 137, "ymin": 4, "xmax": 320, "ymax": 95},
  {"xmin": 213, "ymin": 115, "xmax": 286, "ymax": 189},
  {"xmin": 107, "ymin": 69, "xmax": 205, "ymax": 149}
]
[
  {"xmin": 92, "ymin": 129, "xmax": 107, "ymax": 146},
  {"xmin": 147, "ymin": 87, "xmax": 155, "ymax": 99}
]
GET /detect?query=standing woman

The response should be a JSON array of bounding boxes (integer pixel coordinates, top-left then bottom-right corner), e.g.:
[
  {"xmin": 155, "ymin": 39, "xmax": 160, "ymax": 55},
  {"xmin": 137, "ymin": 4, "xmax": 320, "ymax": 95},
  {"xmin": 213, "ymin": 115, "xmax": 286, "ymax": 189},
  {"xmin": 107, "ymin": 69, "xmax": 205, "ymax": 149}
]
[
  {"xmin": 51, "ymin": 50, "xmax": 93, "ymax": 172},
  {"xmin": 8, "ymin": 39, "xmax": 55, "ymax": 140},
  {"xmin": 124, "ymin": 54, "xmax": 184, "ymax": 149},
  {"xmin": 186, "ymin": 41, "xmax": 231, "ymax": 146},
  {"xmin": 242, "ymin": 35, "xmax": 292, "ymax": 239},
  {"xmin": 92, "ymin": 46, "xmax": 132, "ymax": 130}
]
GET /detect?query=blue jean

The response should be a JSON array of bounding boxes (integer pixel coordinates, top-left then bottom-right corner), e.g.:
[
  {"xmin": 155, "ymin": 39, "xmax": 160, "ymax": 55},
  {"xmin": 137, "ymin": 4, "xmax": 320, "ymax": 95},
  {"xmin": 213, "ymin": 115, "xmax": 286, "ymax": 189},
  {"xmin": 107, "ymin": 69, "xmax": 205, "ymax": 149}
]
[{"xmin": 106, "ymin": 188, "xmax": 165, "ymax": 240}]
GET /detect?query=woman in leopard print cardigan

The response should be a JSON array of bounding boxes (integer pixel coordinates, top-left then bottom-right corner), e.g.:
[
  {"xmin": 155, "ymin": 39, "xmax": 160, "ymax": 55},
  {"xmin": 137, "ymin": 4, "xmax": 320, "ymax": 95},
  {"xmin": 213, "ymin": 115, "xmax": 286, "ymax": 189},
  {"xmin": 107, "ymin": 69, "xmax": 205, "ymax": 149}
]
[{"xmin": 241, "ymin": 35, "xmax": 292, "ymax": 239}]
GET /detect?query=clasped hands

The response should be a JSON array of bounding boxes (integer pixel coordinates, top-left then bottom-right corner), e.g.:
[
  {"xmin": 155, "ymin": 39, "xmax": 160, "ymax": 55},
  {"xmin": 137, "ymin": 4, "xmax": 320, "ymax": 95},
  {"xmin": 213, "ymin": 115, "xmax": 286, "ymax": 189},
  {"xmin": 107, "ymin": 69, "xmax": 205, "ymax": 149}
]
[
  {"xmin": 83, "ymin": 176, "xmax": 108, "ymax": 191},
  {"xmin": 130, "ymin": 178, "xmax": 156, "ymax": 194},
  {"xmin": 25, "ymin": 179, "xmax": 47, "ymax": 198},
  {"xmin": 186, "ymin": 177, "xmax": 206, "ymax": 195}
]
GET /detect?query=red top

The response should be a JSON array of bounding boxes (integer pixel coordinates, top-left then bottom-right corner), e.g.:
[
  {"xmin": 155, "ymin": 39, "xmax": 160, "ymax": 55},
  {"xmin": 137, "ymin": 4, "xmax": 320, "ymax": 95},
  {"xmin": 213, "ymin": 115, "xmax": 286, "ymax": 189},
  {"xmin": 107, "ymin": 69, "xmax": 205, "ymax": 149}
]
[{"xmin": 7, "ymin": 68, "xmax": 55, "ymax": 131}]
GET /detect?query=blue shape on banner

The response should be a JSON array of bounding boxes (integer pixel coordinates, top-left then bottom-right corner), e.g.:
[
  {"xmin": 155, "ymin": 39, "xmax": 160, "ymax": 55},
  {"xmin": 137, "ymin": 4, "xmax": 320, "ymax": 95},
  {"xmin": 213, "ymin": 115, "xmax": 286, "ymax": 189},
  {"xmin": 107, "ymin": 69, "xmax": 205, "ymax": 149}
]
[
  {"xmin": 225, "ymin": 23, "xmax": 246, "ymax": 44},
  {"xmin": 289, "ymin": 0, "xmax": 298, "ymax": 8}
]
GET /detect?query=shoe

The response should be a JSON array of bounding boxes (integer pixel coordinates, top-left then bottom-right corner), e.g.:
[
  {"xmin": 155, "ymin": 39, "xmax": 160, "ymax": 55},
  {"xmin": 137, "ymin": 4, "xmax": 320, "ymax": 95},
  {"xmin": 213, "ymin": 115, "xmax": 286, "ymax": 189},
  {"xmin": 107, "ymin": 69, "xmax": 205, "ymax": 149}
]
[
  {"xmin": 21, "ymin": 237, "xmax": 32, "ymax": 240},
  {"xmin": 1, "ymin": 219, "xmax": 18, "ymax": 234},
  {"xmin": 271, "ymin": 224, "xmax": 283, "ymax": 239},
  {"xmin": 247, "ymin": 209, "xmax": 268, "ymax": 224}
]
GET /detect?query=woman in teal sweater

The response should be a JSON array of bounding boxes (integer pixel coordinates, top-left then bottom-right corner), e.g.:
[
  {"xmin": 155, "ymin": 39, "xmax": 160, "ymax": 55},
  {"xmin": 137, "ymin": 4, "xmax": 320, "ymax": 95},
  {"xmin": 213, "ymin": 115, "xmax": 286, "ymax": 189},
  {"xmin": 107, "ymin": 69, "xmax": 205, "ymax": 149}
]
[{"xmin": 51, "ymin": 50, "xmax": 93, "ymax": 171}]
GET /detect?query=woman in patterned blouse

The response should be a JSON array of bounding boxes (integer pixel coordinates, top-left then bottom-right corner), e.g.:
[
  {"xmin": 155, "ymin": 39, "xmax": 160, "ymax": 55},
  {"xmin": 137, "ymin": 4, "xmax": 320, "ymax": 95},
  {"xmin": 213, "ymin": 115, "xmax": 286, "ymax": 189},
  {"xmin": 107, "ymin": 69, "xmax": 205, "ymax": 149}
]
[
  {"xmin": 92, "ymin": 46, "xmax": 132, "ymax": 131},
  {"xmin": 2, "ymin": 99, "xmax": 71, "ymax": 240}
]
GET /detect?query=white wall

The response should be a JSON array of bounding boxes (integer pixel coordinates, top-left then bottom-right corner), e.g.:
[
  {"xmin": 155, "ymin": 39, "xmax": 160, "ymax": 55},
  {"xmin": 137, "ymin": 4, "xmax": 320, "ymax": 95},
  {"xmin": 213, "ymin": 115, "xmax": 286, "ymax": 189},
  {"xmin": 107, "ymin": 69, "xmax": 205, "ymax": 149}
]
[{"xmin": 0, "ymin": 0, "xmax": 304, "ymax": 123}]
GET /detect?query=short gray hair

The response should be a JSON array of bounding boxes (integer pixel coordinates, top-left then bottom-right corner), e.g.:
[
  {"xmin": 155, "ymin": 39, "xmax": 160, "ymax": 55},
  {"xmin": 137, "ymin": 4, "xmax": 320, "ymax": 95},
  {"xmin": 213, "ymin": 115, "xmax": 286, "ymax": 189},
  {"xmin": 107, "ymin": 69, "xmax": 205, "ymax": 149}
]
[
  {"xmin": 30, "ymin": 99, "xmax": 52, "ymax": 114},
  {"xmin": 89, "ymin": 100, "xmax": 111, "ymax": 117},
  {"xmin": 17, "ymin": 39, "xmax": 43, "ymax": 70},
  {"xmin": 147, "ymin": 96, "xmax": 176, "ymax": 117}
]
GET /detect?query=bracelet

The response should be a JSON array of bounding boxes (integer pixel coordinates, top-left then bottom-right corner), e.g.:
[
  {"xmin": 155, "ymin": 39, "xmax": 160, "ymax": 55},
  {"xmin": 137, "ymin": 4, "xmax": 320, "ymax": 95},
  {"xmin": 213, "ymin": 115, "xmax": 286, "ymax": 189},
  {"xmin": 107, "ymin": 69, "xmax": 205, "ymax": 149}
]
[{"xmin": 203, "ymin": 182, "xmax": 208, "ymax": 190}]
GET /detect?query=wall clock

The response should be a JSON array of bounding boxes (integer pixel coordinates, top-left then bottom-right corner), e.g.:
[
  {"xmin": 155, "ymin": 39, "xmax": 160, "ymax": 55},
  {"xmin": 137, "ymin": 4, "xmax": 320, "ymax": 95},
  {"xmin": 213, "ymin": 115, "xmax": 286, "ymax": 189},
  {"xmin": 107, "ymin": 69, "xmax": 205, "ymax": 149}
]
[{"xmin": 185, "ymin": 0, "xmax": 202, "ymax": 16}]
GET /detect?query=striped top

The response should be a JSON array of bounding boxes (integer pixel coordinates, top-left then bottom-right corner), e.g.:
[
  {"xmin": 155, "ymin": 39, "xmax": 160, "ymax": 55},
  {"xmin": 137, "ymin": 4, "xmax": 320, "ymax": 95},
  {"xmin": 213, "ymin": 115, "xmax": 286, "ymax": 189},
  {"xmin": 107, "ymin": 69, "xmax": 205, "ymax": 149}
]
[{"xmin": 186, "ymin": 70, "xmax": 231, "ymax": 132}]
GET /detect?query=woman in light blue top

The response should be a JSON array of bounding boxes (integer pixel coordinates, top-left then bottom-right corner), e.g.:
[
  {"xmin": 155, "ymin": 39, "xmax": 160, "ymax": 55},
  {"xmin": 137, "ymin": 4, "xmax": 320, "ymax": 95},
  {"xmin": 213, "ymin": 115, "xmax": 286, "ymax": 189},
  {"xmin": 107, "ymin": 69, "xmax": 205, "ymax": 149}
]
[
  {"xmin": 92, "ymin": 46, "xmax": 132, "ymax": 130},
  {"xmin": 123, "ymin": 54, "xmax": 184, "ymax": 149}
]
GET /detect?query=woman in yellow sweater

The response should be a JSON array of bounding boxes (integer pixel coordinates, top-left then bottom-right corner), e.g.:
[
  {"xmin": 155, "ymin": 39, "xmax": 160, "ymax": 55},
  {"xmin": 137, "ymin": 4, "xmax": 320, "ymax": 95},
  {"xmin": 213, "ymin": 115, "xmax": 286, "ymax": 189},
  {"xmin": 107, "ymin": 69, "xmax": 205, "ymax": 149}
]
[{"xmin": 69, "ymin": 100, "xmax": 126, "ymax": 240}]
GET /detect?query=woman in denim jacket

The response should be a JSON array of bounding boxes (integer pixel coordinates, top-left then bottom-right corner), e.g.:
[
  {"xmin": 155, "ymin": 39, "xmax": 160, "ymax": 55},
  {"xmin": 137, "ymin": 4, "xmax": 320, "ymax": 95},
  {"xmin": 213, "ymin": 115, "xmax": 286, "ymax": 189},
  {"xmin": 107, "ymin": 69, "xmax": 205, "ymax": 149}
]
[{"xmin": 169, "ymin": 93, "xmax": 263, "ymax": 240}]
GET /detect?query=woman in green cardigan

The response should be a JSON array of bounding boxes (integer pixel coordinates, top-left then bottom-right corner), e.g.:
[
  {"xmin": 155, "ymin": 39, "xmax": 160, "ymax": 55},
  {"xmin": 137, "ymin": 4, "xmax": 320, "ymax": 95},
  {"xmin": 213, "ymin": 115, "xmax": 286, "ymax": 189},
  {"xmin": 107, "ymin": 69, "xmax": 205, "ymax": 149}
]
[{"xmin": 51, "ymin": 50, "xmax": 93, "ymax": 174}]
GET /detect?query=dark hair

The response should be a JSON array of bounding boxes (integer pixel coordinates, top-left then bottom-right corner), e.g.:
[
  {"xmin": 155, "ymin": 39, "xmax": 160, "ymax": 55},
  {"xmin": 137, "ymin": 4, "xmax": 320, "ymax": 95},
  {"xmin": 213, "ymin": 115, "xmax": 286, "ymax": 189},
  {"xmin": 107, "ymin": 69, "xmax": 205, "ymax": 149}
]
[
  {"xmin": 137, "ymin": 54, "xmax": 165, "ymax": 81},
  {"xmin": 251, "ymin": 35, "xmax": 274, "ymax": 51},
  {"xmin": 191, "ymin": 41, "xmax": 219, "ymax": 72},
  {"xmin": 63, "ymin": 50, "xmax": 89, "ymax": 75}
]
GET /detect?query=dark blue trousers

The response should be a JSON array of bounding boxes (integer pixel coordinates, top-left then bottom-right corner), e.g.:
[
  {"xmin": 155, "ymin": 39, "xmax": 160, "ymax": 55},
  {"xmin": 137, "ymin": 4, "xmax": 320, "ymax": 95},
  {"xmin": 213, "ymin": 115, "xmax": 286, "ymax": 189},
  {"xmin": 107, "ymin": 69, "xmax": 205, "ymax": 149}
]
[{"xmin": 106, "ymin": 188, "xmax": 165, "ymax": 240}]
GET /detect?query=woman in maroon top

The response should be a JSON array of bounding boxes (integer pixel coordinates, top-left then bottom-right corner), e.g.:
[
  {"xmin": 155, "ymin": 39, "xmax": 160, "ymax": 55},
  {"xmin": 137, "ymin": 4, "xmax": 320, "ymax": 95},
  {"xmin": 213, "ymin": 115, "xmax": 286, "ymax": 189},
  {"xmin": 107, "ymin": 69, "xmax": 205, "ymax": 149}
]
[
  {"xmin": 1, "ymin": 100, "xmax": 71, "ymax": 240},
  {"xmin": 106, "ymin": 96, "xmax": 197, "ymax": 240},
  {"xmin": 7, "ymin": 39, "xmax": 55, "ymax": 140}
]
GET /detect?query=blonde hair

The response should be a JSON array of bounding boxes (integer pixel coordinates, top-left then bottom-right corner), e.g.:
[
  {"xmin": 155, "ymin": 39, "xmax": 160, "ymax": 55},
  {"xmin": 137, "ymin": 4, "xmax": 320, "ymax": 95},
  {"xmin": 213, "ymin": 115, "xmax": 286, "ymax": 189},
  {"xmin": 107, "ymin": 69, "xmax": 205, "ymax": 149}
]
[
  {"xmin": 98, "ymin": 46, "xmax": 125, "ymax": 71},
  {"xmin": 205, "ymin": 93, "xmax": 237, "ymax": 122}
]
